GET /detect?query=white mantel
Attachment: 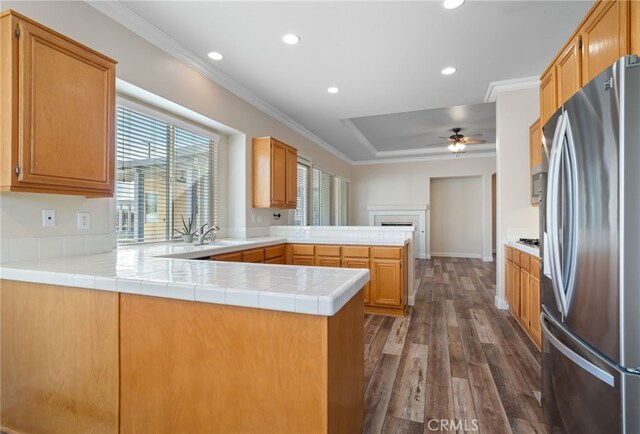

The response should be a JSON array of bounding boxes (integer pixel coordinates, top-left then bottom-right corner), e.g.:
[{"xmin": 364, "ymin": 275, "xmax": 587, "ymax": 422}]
[{"xmin": 367, "ymin": 205, "xmax": 427, "ymax": 259}]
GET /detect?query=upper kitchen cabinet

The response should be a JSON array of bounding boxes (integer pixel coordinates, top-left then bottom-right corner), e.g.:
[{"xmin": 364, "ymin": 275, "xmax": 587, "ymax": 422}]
[
  {"xmin": 580, "ymin": 0, "xmax": 627, "ymax": 84},
  {"xmin": 539, "ymin": 68, "xmax": 557, "ymax": 126},
  {"xmin": 631, "ymin": 0, "xmax": 640, "ymax": 56},
  {"xmin": 0, "ymin": 10, "xmax": 116, "ymax": 197},
  {"xmin": 252, "ymin": 136, "xmax": 297, "ymax": 209},
  {"xmin": 539, "ymin": 0, "xmax": 638, "ymax": 127},
  {"xmin": 529, "ymin": 119, "xmax": 542, "ymax": 172},
  {"xmin": 556, "ymin": 36, "xmax": 582, "ymax": 105}
]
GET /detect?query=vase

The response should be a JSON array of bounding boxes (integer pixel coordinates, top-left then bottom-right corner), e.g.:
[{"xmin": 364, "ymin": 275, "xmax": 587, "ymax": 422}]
[{"xmin": 183, "ymin": 234, "xmax": 194, "ymax": 243}]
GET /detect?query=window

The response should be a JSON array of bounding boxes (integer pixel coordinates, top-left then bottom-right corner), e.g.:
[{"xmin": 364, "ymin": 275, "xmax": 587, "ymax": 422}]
[
  {"xmin": 312, "ymin": 168, "xmax": 332, "ymax": 225},
  {"xmin": 292, "ymin": 164, "xmax": 348, "ymax": 226},
  {"xmin": 294, "ymin": 161, "xmax": 310, "ymax": 226},
  {"xmin": 334, "ymin": 176, "xmax": 349, "ymax": 225},
  {"xmin": 116, "ymin": 105, "xmax": 218, "ymax": 245}
]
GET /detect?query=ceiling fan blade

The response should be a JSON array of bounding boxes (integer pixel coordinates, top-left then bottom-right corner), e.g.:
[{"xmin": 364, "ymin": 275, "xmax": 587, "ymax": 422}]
[
  {"xmin": 463, "ymin": 139, "xmax": 487, "ymax": 145},
  {"xmin": 466, "ymin": 133, "xmax": 484, "ymax": 137}
]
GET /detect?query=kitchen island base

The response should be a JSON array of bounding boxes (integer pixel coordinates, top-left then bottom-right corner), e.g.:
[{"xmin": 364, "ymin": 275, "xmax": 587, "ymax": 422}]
[{"xmin": 0, "ymin": 280, "xmax": 364, "ymax": 434}]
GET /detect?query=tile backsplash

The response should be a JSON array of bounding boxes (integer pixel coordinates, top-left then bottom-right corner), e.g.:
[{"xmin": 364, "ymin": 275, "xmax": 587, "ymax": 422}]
[{"xmin": 1, "ymin": 234, "xmax": 113, "ymax": 263}]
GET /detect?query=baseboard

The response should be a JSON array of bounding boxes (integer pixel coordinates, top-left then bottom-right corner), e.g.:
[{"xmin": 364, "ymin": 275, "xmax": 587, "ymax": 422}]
[
  {"xmin": 483, "ymin": 256, "xmax": 494, "ymax": 262},
  {"xmin": 495, "ymin": 296, "xmax": 509, "ymax": 310},
  {"xmin": 430, "ymin": 252, "xmax": 482, "ymax": 259},
  {"xmin": 408, "ymin": 295, "xmax": 415, "ymax": 306},
  {"xmin": 418, "ymin": 254, "xmax": 429, "ymax": 259}
]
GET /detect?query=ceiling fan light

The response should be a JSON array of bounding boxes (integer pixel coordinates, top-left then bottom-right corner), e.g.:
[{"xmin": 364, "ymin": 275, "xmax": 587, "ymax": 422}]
[
  {"xmin": 448, "ymin": 143, "xmax": 457, "ymax": 152},
  {"xmin": 457, "ymin": 143, "xmax": 466, "ymax": 151}
]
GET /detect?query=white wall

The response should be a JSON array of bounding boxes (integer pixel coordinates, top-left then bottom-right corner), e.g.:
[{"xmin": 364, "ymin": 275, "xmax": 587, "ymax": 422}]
[
  {"xmin": 495, "ymin": 87, "xmax": 540, "ymax": 308},
  {"xmin": 350, "ymin": 157, "xmax": 496, "ymax": 261},
  {"xmin": 430, "ymin": 176, "xmax": 483, "ymax": 258},
  {"xmin": 0, "ymin": 1, "xmax": 351, "ymax": 255}
]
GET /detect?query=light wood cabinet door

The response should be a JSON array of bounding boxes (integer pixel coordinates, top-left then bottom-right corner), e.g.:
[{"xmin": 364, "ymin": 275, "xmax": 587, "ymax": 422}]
[
  {"xmin": 264, "ymin": 256, "xmax": 285, "ymax": 264},
  {"xmin": 556, "ymin": 36, "xmax": 582, "ymax": 104},
  {"xmin": 581, "ymin": 0, "xmax": 626, "ymax": 84},
  {"xmin": 540, "ymin": 68, "xmax": 558, "ymax": 126},
  {"xmin": 505, "ymin": 259, "xmax": 514, "ymax": 308},
  {"xmin": 315, "ymin": 257, "xmax": 341, "ymax": 268},
  {"xmin": 371, "ymin": 259, "xmax": 402, "ymax": 307},
  {"xmin": 0, "ymin": 12, "xmax": 116, "ymax": 197},
  {"xmin": 529, "ymin": 119, "xmax": 542, "ymax": 171},
  {"xmin": 270, "ymin": 140, "xmax": 286, "ymax": 207},
  {"xmin": 285, "ymin": 146, "xmax": 297, "ymax": 209},
  {"xmin": 252, "ymin": 137, "xmax": 298, "ymax": 208},
  {"xmin": 242, "ymin": 248, "xmax": 265, "ymax": 263},
  {"xmin": 529, "ymin": 276, "xmax": 541, "ymax": 347},
  {"xmin": 631, "ymin": 0, "xmax": 640, "ymax": 57},
  {"xmin": 212, "ymin": 251, "xmax": 242, "ymax": 262},
  {"xmin": 291, "ymin": 256, "xmax": 314, "ymax": 266},
  {"xmin": 520, "ymin": 268, "xmax": 531, "ymax": 328},
  {"xmin": 508, "ymin": 261, "xmax": 521, "ymax": 317},
  {"xmin": 343, "ymin": 258, "xmax": 371, "ymax": 304}
]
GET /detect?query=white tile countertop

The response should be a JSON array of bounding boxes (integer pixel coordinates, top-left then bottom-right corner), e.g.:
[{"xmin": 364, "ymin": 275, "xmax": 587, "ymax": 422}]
[
  {"xmin": 0, "ymin": 242, "xmax": 369, "ymax": 316},
  {"xmin": 506, "ymin": 240, "xmax": 540, "ymax": 258}
]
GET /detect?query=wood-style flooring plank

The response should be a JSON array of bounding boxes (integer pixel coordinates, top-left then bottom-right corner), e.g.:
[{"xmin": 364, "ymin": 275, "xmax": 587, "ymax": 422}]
[
  {"xmin": 364, "ymin": 353, "xmax": 401, "ymax": 434},
  {"xmin": 363, "ymin": 257, "xmax": 547, "ymax": 434},
  {"xmin": 467, "ymin": 362, "xmax": 513, "ymax": 434},
  {"xmin": 381, "ymin": 416, "xmax": 423, "ymax": 434},
  {"xmin": 387, "ymin": 343, "xmax": 428, "ymax": 423}
]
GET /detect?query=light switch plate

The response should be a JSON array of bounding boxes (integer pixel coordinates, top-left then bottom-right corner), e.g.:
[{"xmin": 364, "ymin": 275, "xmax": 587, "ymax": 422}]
[
  {"xmin": 77, "ymin": 212, "xmax": 90, "ymax": 230},
  {"xmin": 42, "ymin": 210, "xmax": 56, "ymax": 227}
]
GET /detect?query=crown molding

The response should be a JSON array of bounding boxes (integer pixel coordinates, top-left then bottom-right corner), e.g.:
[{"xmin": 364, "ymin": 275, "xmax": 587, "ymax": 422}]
[
  {"xmin": 86, "ymin": 0, "xmax": 353, "ymax": 164},
  {"xmin": 339, "ymin": 119, "xmax": 379, "ymax": 155},
  {"xmin": 342, "ymin": 116, "xmax": 496, "ymax": 159},
  {"xmin": 484, "ymin": 76, "xmax": 540, "ymax": 102},
  {"xmin": 351, "ymin": 151, "xmax": 496, "ymax": 166}
]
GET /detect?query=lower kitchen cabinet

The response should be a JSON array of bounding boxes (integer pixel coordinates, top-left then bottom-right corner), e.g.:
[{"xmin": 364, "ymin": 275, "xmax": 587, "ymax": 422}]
[
  {"xmin": 211, "ymin": 242, "xmax": 407, "ymax": 316},
  {"xmin": 343, "ymin": 257, "xmax": 371, "ymax": 304},
  {"xmin": 505, "ymin": 246, "xmax": 541, "ymax": 348},
  {"xmin": 371, "ymin": 259, "xmax": 402, "ymax": 307}
]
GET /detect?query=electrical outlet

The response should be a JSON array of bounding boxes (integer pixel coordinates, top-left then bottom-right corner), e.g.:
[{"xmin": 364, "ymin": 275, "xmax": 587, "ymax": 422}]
[
  {"xmin": 42, "ymin": 210, "xmax": 56, "ymax": 227},
  {"xmin": 257, "ymin": 214, "xmax": 263, "ymax": 224},
  {"xmin": 77, "ymin": 212, "xmax": 90, "ymax": 230}
]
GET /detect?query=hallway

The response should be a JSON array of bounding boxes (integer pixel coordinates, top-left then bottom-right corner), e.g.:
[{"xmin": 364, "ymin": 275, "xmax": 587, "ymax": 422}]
[{"xmin": 364, "ymin": 257, "xmax": 547, "ymax": 434}]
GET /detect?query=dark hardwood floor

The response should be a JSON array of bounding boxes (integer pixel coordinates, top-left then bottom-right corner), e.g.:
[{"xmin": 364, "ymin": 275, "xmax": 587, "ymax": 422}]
[{"xmin": 364, "ymin": 257, "xmax": 548, "ymax": 434}]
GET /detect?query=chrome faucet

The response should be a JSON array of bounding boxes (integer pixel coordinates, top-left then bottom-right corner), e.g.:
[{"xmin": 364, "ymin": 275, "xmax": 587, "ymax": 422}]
[{"xmin": 197, "ymin": 223, "xmax": 220, "ymax": 245}]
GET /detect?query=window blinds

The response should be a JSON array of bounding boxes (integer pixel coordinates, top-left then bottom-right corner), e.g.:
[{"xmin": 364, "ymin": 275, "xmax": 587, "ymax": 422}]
[
  {"xmin": 334, "ymin": 177, "xmax": 349, "ymax": 225},
  {"xmin": 294, "ymin": 161, "xmax": 310, "ymax": 226},
  {"xmin": 116, "ymin": 106, "xmax": 217, "ymax": 245},
  {"xmin": 312, "ymin": 168, "xmax": 332, "ymax": 226}
]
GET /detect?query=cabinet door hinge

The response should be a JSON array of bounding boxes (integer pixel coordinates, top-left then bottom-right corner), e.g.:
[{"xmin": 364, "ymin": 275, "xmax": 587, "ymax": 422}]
[
  {"xmin": 15, "ymin": 165, "xmax": 20, "ymax": 177},
  {"xmin": 15, "ymin": 27, "xmax": 20, "ymax": 38}
]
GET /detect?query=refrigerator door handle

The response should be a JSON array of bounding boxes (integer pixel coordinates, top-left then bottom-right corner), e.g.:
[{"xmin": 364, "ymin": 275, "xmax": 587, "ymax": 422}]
[
  {"xmin": 541, "ymin": 312, "xmax": 615, "ymax": 386},
  {"xmin": 562, "ymin": 113, "xmax": 580, "ymax": 314},
  {"xmin": 546, "ymin": 113, "xmax": 566, "ymax": 315}
]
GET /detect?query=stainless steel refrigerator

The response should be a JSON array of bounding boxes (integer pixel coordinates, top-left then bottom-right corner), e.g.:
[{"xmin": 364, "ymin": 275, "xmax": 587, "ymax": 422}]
[{"xmin": 540, "ymin": 55, "xmax": 640, "ymax": 434}]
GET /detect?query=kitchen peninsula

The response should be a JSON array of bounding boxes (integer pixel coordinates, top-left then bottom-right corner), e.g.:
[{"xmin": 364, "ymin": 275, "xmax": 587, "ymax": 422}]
[{"xmin": 0, "ymin": 237, "xmax": 369, "ymax": 434}]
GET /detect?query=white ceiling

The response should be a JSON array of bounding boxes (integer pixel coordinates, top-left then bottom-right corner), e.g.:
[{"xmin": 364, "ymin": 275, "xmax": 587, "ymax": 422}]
[{"xmin": 109, "ymin": 0, "xmax": 593, "ymax": 163}]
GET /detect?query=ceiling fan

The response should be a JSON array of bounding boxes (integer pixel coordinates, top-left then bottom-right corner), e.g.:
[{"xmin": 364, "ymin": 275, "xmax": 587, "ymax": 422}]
[{"xmin": 436, "ymin": 128, "xmax": 486, "ymax": 155}]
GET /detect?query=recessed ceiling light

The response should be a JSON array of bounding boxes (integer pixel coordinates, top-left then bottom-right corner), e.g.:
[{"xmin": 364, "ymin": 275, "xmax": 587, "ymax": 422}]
[
  {"xmin": 282, "ymin": 34, "xmax": 301, "ymax": 45},
  {"xmin": 327, "ymin": 87, "xmax": 340, "ymax": 94},
  {"xmin": 441, "ymin": 67, "xmax": 457, "ymax": 75},
  {"xmin": 443, "ymin": 0, "xmax": 465, "ymax": 9},
  {"xmin": 207, "ymin": 51, "xmax": 224, "ymax": 61}
]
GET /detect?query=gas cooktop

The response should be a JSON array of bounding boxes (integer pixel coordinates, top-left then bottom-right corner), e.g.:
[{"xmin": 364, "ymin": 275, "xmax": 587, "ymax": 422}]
[{"xmin": 517, "ymin": 238, "xmax": 540, "ymax": 247}]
